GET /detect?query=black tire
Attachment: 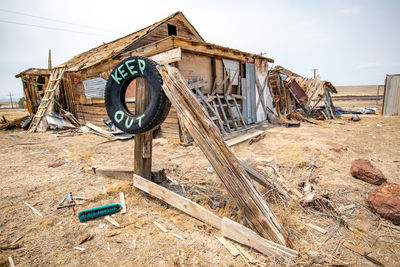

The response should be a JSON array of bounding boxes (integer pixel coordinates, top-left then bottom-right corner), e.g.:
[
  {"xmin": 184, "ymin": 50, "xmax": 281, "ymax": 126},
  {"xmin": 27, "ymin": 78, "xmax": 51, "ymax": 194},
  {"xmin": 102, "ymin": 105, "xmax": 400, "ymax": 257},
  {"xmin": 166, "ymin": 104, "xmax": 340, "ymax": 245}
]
[{"xmin": 105, "ymin": 56, "xmax": 170, "ymax": 134}]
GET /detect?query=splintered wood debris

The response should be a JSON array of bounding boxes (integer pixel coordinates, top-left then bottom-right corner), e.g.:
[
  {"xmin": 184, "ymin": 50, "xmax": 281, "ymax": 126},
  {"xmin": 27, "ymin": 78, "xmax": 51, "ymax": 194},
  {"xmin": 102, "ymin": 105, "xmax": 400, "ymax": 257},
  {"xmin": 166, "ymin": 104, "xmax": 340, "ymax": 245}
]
[{"xmin": 268, "ymin": 65, "xmax": 337, "ymax": 121}]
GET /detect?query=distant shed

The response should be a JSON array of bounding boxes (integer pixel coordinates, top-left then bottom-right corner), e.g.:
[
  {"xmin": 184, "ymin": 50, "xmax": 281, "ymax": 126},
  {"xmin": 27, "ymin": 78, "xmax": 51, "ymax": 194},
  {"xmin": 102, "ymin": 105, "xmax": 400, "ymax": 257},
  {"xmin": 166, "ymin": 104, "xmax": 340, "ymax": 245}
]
[{"xmin": 383, "ymin": 74, "xmax": 400, "ymax": 116}]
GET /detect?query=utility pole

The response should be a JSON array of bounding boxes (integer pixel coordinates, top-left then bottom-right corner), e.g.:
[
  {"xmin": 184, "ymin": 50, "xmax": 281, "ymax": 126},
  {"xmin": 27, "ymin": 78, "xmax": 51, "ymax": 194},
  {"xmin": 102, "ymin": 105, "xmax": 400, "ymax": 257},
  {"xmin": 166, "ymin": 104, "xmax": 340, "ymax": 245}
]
[
  {"xmin": 8, "ymin": 92, "xmax": 14, "ymax": 109},
  {"xmin": 311, "ymin": 68, "xmax": 318, "ymax": 79},
  {"xmin": 48, "ymin": 49, "xmax": 52, "ymax": 70}
]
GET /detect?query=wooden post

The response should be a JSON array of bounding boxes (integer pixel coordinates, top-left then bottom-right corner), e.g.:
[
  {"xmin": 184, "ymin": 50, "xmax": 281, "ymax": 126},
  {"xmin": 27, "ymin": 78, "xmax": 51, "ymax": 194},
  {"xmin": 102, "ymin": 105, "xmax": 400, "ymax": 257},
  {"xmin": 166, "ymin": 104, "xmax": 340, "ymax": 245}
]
[{"xmin": 134, "ymin": 78, "xmax": 153, "ymax": 179}]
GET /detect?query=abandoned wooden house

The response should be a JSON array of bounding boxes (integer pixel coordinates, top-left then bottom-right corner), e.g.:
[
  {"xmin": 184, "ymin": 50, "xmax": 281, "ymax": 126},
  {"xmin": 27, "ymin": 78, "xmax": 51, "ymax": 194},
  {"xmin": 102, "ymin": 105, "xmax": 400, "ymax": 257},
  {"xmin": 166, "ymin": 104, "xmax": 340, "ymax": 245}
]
[{"xmin": 16, "ymin": 11, "xmax": 276, "ymax": 139}]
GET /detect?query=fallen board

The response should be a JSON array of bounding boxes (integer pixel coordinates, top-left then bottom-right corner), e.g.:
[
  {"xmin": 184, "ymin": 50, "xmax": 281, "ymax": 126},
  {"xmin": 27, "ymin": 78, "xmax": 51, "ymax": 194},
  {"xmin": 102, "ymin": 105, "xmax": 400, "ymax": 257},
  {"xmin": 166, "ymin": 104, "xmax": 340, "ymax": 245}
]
[
  {"xmin": 226, "ymin": 130, "xmax": 265, "ymax": 147},
  {"xmin": 221, "ymin": 217, "xmax": 298, "ymax": 258},
  {"xmin": 132, "ymin": 174, "xmax": 297, "ymax": 258},
  {"xmin": 133, "ymin": 174, "xmax": 221, "ymax": 229}
]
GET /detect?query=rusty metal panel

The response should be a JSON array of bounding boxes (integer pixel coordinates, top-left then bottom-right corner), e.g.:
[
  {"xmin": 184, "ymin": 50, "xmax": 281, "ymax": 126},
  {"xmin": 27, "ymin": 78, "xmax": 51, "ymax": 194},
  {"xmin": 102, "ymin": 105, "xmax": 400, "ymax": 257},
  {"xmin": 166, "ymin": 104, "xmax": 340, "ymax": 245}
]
[
  {"xmin": 383, "ymin": 74, "xmax": 400, "ymax": 116},
  {"xmin": 289, "ymin": 80, "xmax": 307, "ymax": 102}
]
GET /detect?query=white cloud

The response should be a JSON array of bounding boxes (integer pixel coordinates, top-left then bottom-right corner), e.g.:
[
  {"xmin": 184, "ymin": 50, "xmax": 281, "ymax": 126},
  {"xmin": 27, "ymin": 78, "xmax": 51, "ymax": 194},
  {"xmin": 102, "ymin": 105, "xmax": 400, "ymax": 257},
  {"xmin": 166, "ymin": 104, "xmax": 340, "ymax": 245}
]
[{"xmin": 356, "ymin": 62, "xmax": 380, "ymax": 69}]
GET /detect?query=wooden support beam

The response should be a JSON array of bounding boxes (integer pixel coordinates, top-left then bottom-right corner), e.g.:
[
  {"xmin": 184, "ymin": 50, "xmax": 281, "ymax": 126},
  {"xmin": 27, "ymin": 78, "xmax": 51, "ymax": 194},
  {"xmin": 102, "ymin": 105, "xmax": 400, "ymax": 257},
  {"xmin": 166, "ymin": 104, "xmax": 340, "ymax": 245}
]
[
  {"xmin": 134, "ymin": 78, "xmax": 152, "ymax": 179},
  {"xmin": 157, "ymin": 65, "xmax": 289, "ymax": 246}
]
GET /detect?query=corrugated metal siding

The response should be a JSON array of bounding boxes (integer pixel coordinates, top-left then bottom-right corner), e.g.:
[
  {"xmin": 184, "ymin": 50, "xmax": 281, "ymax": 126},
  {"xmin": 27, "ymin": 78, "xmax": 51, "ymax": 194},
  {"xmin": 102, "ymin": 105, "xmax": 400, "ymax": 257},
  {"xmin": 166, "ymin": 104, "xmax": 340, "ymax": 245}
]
[
  {"xmin": 241, "ymin": 63, "xmax": 257, "ymax": 124},
  {"xmin": 383, "ymin": 74, "xmax": 400, "ymax": 116},
  {"xmin": 83, "ymin": 77, "xmax": 107, "ymax": 99}
]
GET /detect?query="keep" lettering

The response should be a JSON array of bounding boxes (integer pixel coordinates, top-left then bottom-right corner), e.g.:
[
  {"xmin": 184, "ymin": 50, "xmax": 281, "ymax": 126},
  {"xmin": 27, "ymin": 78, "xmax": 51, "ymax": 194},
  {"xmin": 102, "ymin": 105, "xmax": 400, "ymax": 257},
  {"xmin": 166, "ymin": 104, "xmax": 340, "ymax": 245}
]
[{"xmin": 111, "ymin": 59, "xmax": 146, "ymax": 85}]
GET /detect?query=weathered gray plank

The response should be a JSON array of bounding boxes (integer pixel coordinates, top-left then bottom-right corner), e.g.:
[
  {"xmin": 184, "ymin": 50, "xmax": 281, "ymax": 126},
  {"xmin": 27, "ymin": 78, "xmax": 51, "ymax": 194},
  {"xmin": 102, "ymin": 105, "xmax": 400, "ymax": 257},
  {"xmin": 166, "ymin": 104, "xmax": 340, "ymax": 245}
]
[{"xmin": 157, "ymin": 65, "xmax": 289, "ymax": 246}]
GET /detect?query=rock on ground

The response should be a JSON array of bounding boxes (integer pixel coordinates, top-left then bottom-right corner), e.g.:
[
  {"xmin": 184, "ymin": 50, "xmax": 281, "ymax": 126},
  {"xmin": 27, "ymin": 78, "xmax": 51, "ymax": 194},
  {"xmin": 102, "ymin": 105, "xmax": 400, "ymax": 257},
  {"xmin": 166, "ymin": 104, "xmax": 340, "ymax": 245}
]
[
  {"xmin": 350, "ymin": 159, "xmax": 387, "ymax": 185},
  {"xmin": 368, "ymin": 183, "xmax": 400, "ymax": 224}
]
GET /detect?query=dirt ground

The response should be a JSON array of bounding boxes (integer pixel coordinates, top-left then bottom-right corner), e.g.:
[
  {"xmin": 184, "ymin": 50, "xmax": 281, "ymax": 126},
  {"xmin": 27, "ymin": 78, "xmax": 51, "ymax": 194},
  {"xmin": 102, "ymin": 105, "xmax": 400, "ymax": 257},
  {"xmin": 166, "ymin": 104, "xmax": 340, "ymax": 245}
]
[{"xmin": 1, "ymin": 109, "xmax": 399, "ymax": 266}]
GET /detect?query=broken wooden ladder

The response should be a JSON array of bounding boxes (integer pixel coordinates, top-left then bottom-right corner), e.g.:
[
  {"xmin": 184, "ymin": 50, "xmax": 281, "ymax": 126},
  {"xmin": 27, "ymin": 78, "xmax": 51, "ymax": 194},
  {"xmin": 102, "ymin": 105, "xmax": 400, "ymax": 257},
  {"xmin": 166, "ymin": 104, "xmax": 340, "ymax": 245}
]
[{"xmin": 28, "ymin": 66, "xmax": 66, "ymax": 132}]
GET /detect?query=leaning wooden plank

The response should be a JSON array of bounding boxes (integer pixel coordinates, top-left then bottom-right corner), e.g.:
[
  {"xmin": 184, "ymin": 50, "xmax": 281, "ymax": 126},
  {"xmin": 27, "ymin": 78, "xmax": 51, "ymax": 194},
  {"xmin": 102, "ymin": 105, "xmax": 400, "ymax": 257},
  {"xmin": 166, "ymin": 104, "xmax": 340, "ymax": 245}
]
[
  {"xmin": 221, "ymin": 217, "xmax": 297, "ymax": 258},
  {"xmin": 158, "ymin": 65, "xmax": 289, "ymax": 246},
  {"xmin": 149, "ymin": 48, "xmax": 181, "ymax": 65},
  {"xmin": 133, "ymin": 174, "xmax": 296, "ymax": 258},
  {"xmin": 133, "ymin": 174, "xmax": 222, "ymax": 229},
  {"xmin": 226, "ymin": 130, "xmax": 264, "ymax": 147}
]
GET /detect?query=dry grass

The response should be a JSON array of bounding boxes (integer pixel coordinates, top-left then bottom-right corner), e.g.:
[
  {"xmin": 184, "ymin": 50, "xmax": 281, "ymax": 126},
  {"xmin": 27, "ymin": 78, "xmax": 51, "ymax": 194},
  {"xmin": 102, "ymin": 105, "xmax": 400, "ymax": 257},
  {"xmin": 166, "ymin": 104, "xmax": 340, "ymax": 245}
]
[{"xmin": 1, "ymin": 110, "xmax": 399, "ymax": 266}]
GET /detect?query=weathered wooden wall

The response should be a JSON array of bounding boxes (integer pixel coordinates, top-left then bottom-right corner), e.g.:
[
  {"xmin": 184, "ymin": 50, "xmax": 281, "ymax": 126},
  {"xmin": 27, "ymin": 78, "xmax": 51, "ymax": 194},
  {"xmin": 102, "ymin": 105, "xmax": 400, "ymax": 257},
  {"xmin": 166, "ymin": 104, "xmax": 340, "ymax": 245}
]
[
  {"xmin": 177, "ymin": 52, "xmax": 213, "ymax": 92},
  {"xmin": 69, "ymin": 61, "xmax": 180, "ymax": 139},
  {"xmin": 123, "ymin": 17, "xmax": 199, "ymax": 53},
  {"xmin": 177, "ymin": 52, "xmax": 237, "ymax": 95}
]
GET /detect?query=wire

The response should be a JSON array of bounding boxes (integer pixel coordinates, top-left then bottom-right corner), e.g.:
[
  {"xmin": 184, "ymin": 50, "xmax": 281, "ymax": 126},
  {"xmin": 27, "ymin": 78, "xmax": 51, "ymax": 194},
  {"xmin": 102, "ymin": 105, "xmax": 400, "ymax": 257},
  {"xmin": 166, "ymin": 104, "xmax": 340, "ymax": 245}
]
[
  {"xmin": 0, "ymin": 7, "xmax": 116, "ymax": 33},
  {"xmin": 0, "ymin": 19, "xmax": 112, "ymax": 37}
]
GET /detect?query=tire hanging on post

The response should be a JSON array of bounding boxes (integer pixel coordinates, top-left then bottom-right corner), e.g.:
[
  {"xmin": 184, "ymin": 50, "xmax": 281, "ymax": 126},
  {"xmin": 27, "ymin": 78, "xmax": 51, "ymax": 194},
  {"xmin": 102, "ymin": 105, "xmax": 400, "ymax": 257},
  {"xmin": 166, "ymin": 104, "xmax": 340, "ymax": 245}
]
[{"xmin": 105, "ymin": 56, "xmax": 170, "ymax": 134}]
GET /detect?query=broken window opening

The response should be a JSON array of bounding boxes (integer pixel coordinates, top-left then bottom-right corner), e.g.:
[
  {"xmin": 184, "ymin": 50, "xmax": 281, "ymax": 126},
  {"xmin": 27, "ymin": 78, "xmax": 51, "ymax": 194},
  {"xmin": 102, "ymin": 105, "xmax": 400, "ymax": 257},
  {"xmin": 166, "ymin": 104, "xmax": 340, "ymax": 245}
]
[{"xmin": 168, "ymin": 24, "xmax": 177, "ymax": 36}]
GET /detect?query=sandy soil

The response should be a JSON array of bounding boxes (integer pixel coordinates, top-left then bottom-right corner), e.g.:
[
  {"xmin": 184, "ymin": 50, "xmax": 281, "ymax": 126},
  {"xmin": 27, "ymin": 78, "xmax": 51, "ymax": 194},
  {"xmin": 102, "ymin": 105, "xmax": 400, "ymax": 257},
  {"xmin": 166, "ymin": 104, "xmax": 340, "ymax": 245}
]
[{"xmin": 1, "ymin": 110, "xmax": 399, "ymax": 266}]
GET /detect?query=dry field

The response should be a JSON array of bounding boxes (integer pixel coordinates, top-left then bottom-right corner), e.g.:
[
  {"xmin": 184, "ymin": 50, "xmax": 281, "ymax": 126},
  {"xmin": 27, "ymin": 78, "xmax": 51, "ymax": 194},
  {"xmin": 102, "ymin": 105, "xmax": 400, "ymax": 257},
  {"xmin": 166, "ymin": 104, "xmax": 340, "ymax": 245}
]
[
  {"xmin": 1, "ymin": 109, "xmax": 399, "ymax": 266},
  {"xmin": 333, "ymin": 85, "xmax": 384, "ymax": 109}
]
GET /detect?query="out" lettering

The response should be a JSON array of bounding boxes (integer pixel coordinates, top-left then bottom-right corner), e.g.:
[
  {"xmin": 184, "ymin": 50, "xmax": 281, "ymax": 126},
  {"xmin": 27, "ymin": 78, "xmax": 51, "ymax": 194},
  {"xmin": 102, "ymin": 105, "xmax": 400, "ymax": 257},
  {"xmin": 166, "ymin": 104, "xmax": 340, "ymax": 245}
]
[{"xmin": 114, "ymin": 110, "xmax": 146, "ymax": 129}]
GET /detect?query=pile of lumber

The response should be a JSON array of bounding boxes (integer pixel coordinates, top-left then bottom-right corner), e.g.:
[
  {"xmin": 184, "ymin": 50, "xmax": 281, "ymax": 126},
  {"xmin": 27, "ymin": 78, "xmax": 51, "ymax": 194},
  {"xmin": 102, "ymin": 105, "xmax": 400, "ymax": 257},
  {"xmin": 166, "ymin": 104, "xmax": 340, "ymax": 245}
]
[
  {"xmin": 268, "ymin": 66, "xmax": 337, "ymax": 120},
  {"xmin": 0, "ymin": 115, "xmax": 29, "ymax": 130}
]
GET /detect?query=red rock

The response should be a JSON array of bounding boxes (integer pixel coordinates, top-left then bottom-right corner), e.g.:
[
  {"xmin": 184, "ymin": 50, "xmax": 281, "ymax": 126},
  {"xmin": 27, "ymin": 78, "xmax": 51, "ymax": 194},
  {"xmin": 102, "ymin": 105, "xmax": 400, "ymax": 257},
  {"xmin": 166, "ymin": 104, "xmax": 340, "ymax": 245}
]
[
  {"xmin": 350, "ymin": 159, "xmax": 386, "ymax": 185},
  {"xmin": 48, "ymin": 161, "xmax": 65, "ymax": 168},
  {"xmin": 326, "ymin": 142, "xmax": 347, "ymax": 152},
  {"xmin": 368, "ymin": 183, "xmax": 400, "ymax": 224}
]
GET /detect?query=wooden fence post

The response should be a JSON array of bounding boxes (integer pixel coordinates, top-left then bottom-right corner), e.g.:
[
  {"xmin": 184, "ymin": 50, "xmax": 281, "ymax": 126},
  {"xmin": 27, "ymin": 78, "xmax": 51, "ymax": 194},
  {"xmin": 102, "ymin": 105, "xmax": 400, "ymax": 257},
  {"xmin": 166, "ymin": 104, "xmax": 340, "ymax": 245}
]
[{"xmin": 134, "ymin": 78, "xmax": 153, "ymax": 179}]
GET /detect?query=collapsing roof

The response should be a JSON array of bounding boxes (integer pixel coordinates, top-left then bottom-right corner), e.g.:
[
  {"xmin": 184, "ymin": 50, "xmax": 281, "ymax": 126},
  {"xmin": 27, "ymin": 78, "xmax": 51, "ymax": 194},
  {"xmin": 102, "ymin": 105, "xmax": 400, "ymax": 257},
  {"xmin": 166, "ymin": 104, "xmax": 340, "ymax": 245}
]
[
  {"xmin": 64, "ymin": 11, "xmax": 204, "ymax": 71},
  {"xmin": 15, "ymin": 68, "xmax": 51, "ymax": 78},
  {"xmin": 64, "ymin": 11, "xmax": 273, "ymax": 72}
]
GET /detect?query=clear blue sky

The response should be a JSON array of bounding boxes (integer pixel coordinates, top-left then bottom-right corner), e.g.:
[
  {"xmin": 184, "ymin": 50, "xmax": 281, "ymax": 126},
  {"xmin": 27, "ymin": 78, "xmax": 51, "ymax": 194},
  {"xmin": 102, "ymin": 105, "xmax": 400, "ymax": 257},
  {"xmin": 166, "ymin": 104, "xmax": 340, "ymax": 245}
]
[{"xmin": 0, "ymin": 0, "xmax": 399, "ymax": 99}]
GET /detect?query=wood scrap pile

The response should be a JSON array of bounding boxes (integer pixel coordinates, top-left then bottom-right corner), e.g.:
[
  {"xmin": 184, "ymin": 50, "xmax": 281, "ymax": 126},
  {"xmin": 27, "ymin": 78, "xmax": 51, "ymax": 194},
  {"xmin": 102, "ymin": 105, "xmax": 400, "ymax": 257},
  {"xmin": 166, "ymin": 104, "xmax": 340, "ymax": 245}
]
[
  {"xmin": 0, "ymin": 115, "xmax": 30, "ymax": 130},
  {"xmin": 268, "ymin": 66, "xmax": 337, "ymax": 121}
]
